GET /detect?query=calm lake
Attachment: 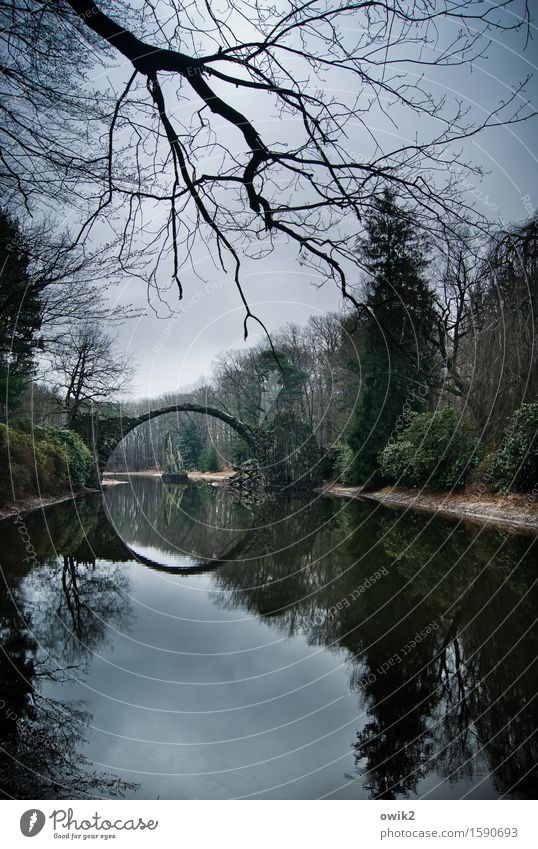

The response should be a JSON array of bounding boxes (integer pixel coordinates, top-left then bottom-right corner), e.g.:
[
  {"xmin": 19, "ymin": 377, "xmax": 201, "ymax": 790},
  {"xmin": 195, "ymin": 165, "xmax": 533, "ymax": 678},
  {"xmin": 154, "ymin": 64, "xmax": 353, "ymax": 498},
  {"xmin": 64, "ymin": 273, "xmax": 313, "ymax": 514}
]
[{"xmin": 1, "ymin": 476, "xmax": 536, "ymax": 800}]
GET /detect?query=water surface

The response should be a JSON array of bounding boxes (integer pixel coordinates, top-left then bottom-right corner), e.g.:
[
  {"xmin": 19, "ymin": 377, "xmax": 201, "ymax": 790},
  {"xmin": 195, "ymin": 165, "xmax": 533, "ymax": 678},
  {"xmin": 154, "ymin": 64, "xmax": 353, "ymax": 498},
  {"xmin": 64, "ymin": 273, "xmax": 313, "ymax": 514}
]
[{"xmin": 0, "ymin": 477, "xmax": 536, "ymax": 799}]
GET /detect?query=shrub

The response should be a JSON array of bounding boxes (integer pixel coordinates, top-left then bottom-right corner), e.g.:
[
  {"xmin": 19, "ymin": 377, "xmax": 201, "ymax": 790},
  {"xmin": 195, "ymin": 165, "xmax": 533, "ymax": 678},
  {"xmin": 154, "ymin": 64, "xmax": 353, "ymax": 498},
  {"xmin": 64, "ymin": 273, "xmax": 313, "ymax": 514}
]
[
  {"xmin": 23, "ymin": 423, "xmax": 93, "ymax": 487},
  {"xmin": 32, "ymin": 438, "xmax": 68, "ymax": 493},
  {"xmin": 0, "ymin": 424, "xmax": 32, "ymax": 500},
  {"xmin": 44, "ymin": 427, "xmax": 94, "ymax": 487},
  {"xmin": 379, "ymin": 408, "xmax": 482, "ymax": 489},
  {"xmin": 333, "ymin": 442, "xmax": 355, "ymax": 485},
  {"xmin": 0, "ymin": 422, "xmax": 94, "ymax": 503},
  {"xmin": 0, "ymin": 423, "xmax": 68, "ymax": 501},
  {"xmin": 9, "ymin": 415, "xmax": 34, "ymax": 434},
  {"xmin": 493, "ymin": 403, "xmax": 538, "ymax": 493}
]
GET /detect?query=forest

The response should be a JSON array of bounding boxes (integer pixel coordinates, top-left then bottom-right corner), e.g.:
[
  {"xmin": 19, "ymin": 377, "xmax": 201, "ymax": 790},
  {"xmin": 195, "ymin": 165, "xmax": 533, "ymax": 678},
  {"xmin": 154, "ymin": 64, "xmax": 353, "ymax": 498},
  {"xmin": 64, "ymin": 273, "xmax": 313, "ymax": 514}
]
[
  {"xmin": 0, "ymin": 0, "xmax": 537, "ymax": 810},
  {"xmin": 106, "ymin": 192, "xmax": 537, "ymax": 495},
  {"xmin": 1, "ymin": 190, "xmax": 536, "ymax": 498},
  {"xmin": 0, "ymin": 0, "xmax": 536, "ymax": 501}
]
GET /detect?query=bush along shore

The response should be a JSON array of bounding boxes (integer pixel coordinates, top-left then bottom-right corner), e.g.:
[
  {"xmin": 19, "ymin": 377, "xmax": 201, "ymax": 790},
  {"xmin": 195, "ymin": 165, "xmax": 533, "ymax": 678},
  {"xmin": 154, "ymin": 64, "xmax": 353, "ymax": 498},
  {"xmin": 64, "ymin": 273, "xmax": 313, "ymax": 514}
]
[
  {"xmin": 0, "ymin": 418, "xmax": 96, "ymax": 518},
  {"xmin": 325, "ymin": 403, "xmax": 538, "ymax": 533}
]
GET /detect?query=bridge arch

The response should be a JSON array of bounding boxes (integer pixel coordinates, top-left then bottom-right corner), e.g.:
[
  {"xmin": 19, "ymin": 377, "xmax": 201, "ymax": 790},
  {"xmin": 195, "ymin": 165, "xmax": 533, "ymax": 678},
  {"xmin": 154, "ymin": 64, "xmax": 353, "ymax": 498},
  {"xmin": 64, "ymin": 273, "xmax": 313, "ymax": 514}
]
[
  {"xmin": 126, "ymin": 404, "xmax": 260, "ymax": 451},
  {"xmin": 74, "ymin": 403, "xmax": 268, "ymax": 473},
  {"xmin": 75, "ymin": 402, "xmax": 321, "ymax": 490}
]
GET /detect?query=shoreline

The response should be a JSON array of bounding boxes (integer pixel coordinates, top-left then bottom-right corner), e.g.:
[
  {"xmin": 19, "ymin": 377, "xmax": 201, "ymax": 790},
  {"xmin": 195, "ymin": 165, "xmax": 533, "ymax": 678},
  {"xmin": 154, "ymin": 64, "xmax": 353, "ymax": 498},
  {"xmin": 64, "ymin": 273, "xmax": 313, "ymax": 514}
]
[
  {"xmin": 3, "ymin": 474, "xmax": 536, "ymax": 535},
  {"xmin": 318, "ymin": 481, "xmax": 538, "ymax": 534},
  {"xmin": 0, "ymin": 486, "xmax": 99, "ymax": 522},
  {"xmin": 103, "ymin": 469, "xmax": 235, "ymax": 483},
  {"xmin": 186, "ymin": 470, "xmax": 234, "ymax": 482},
  {"xmin": 0, "ymin": 469, "xmax": 236, "ymax": 521}
]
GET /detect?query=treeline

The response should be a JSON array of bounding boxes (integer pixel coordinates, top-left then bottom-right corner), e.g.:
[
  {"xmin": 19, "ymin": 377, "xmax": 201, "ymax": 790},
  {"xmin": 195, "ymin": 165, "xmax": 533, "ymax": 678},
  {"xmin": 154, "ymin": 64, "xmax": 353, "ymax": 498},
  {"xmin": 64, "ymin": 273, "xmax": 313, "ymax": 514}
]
[
  {"xmin": 111, "ymin": 192, "xmax": 536, "ymax": 493},
  {"xmin": 3, "ymin": 195, "xmax": 535, "ymax": 495},
  {"xmin": 107, "ymin": 317, "xmax": 351, "ymax": 473},
  {"xmin": 334, "ymin": 191, "xmax": 538, "ymax": 492},
  {"xmin": 0, "ymin": 207, "xmax": 136, "ymax": 501}
]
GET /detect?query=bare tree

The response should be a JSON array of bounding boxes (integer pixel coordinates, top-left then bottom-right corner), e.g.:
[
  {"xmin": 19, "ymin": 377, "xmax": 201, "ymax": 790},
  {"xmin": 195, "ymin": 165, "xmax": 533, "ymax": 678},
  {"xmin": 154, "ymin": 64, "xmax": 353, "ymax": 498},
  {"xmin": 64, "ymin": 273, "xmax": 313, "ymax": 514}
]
[
  {"xmin": 0, "ymin": 205, "xmax": 138, "ymax": 343},
  {"xmin": 0, "ymin": 0, "xmax": 533, "ymax": 333},
  {"xmin": 48, "ymin": 323, "xmax": 134, "ymax": 426},
  {"xmin": 432, "ymin": 236, "xmax": 480, "ymax": 400},
  {"xmin": 0, "ymin": 205, "xmax": 138, "ymax": 414},
  {"xmin": 432, "ymin": 214, "xmax": 538, "ymax": 439}
]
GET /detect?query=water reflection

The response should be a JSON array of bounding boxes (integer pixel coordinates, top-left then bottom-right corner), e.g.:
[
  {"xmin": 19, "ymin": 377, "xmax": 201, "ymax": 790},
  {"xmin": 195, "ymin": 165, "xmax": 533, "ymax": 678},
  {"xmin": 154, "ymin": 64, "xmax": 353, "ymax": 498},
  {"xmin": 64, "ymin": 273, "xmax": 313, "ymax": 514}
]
[
  {"xmin": 0, "ymin": 478, "xmax": 536, "ymax": 798},
  {"xmin": 0, "ymin": 500, "xmax": 135, "ymax": 798},
  {"xmin": 206, "ymin": 495, "xmax": 538, "ymax": 798},
  {"xmin": 103, "ymin": 478, "xmax": 255, "ymax": 570}
]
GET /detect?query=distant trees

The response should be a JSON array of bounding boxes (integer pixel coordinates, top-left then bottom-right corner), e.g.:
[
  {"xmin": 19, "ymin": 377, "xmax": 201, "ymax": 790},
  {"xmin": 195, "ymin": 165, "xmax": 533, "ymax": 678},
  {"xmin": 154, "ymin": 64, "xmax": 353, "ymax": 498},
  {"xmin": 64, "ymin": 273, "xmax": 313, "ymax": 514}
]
[
  {"xmin": 213, "ymin": 349, "xmax": 265, "ymax": 425},
  {"xmin": 108, "ymin": 419, "xmax": 160, "ymax": 472},
  {"xmin": 214, "ymin": 315, "xmax": 350, "ymax": 445},
  {"xmin": 178, "ymin": 422, "xmax": 203, "ymax": 470},
  {"xmin": 16, "ymin": 380, "xmax": 64, "ymax": 426},
  {"xmin": 465, "ymin": 219, "xmax": 537, "ymax": 442},
  {"xmin": 299, "ymin": 314, "xmax": 352, "ymax": 447}
]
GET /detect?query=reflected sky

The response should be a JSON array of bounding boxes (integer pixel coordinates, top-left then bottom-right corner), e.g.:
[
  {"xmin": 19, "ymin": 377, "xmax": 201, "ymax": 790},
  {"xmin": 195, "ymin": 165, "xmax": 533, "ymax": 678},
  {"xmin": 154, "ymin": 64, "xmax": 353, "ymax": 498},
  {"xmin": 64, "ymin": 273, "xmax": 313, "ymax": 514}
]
[{"xmin": 0, "ymin": 480, "xmax": 536, "ymax": 799}]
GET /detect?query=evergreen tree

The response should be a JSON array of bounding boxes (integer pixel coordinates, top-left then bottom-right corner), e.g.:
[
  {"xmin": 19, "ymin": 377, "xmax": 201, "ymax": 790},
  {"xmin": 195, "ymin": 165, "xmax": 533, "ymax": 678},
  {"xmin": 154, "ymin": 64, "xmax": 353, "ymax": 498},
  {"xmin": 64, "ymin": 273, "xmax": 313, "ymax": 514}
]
[
  {"xmin": 198, "ymin": 444, "xmax": 220, "ymax": 472},
  {"xmin": 178, "ymin": 420, "xmax": 203, "ymax": 469},
  {"xmin": 0, "ymin": 211, "xmax": 42, "ymax": 410},
  {"xmin": 231, "ymin": 437, "xmax": 250, "ymax": 466},
  {"xmin": 346, "ymin": 190, "xmax": 437, "ymax": 484}
]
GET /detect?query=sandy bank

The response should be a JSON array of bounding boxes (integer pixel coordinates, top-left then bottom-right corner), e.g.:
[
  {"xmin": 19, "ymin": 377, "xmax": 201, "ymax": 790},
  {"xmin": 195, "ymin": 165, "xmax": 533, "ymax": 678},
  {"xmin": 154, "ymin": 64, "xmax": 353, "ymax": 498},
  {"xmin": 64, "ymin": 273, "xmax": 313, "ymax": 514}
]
[
  {"xmin": 103, "ymin": 469, "xmax": 235, "ymax": 483},
  {"xmin": 319, "ymin": 481, "xmax": 538, "ymax": 534}
]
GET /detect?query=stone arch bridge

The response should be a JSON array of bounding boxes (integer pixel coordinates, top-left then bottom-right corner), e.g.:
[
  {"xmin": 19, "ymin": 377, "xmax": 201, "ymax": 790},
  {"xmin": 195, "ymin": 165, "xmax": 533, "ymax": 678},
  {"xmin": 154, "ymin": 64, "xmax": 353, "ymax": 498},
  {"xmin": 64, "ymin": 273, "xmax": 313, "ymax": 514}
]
[{"xmin": 74, "ymin": 403, "xmax": 321, "ymax": 490}]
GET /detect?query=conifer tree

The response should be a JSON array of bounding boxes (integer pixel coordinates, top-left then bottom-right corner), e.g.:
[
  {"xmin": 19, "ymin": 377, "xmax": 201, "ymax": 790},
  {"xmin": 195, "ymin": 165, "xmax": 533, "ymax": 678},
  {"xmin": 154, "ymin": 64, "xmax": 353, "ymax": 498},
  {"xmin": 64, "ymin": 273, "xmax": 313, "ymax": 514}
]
[
  {"xmin": 178, "ymin": 421, "xmax": 203, "ymax": 470},
  {"xmin": 346, "ymin": 190, "xmax": 437, "ymax": 484},
  {"xmin": 198, "ymin": 444, "xmax": 220, "ymax": 473},
  {"xmin": 0, "ymin": 211, "xmax": 42, "ymax": 410}
]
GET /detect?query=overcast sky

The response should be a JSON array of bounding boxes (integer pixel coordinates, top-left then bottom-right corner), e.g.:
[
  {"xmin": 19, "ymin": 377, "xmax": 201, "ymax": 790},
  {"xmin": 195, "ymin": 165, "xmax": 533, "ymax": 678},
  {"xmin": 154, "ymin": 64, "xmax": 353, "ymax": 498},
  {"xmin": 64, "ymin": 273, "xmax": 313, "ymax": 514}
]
[{"xmin": 101, "ymin": 8, "xmax": 538, "ymax": 401}]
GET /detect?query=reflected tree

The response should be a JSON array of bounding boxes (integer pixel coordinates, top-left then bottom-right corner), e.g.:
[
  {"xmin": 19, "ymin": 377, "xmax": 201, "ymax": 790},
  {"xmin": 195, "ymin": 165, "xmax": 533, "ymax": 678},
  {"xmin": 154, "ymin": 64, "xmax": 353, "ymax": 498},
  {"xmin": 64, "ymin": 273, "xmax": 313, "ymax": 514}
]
[
  {"xmin": 0, "ymin": 598, "xmax": 135, "ymax": 799},
  {"xmin": 0, "ymin": 499, "xmax": 137, "ymax": 798},
  {"xmin": 210, "ymin": 496, "xmax": 538, "ymax": 798}
]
